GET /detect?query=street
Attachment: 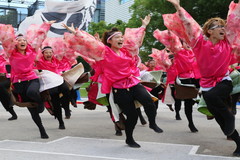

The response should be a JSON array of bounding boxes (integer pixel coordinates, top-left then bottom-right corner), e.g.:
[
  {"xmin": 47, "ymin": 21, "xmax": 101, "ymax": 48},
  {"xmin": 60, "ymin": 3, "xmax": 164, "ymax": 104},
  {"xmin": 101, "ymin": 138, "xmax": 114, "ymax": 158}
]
[{"xmin": 0, "ymin": 102, "xmax": 239, "ymax": 160}]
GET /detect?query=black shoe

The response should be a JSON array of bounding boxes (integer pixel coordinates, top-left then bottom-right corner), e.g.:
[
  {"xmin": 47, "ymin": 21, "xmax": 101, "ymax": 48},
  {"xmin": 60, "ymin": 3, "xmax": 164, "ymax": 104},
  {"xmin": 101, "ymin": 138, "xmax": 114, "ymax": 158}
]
[
  {"xmin": 59, "ymin": 124, "xmax": 66, "ymax": 130},
  {"xmin": 233, "ymin": 151, "xmax": 240, "ymax": 157},
  {"xmin": 41, "ymin": 133, "xmax": 49, "ymax": 139},
  {"xmin": 175, "ymin": 115, "xmax": 182, "ymax": 120},
  {"xmin": 140, "ymin": 118, "xmax": 147, "ymax": 125},
  {"xmin": 149, "ymin": 124, "xmax": 163, "ymax": 133},
  {"xmin": 126, "ymin": 139, "xmax": 141, "ymax": 148},
  {"xmin": 65, "ymin": 110, "xmax": 71, "ymax": 119},
  {"xmin": 8, "ymin": 116, "xmax": 17, "ymax": 121},
  {"xmin": 115, "ymin": 130, "xmax": 122, "ymax": 136},
  {"xmin": 189, "ymin": 124, "xmax": 198, "ymax": 133}
]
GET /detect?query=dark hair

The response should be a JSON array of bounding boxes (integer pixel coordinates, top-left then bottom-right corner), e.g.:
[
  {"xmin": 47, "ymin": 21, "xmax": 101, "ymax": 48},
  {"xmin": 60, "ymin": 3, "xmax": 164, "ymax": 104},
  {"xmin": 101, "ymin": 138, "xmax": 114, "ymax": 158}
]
[
  {"xmin": 102, "ymin": 27, "xmax": 120, "ymax": 47},
  {"xmin": 16, "ymin": 33, "xmax": 24, "ymax": 39},
  {"xmin": 41, "ymin": 46, "xmax": 53, "ymax": 53}
]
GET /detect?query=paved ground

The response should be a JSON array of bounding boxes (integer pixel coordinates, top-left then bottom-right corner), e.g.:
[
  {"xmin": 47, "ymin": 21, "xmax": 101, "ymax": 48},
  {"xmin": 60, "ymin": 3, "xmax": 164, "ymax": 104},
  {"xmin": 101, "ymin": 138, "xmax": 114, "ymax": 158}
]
[{"xmin": 0, "ymin": 101, "xmax": 240, "ymax": 159}]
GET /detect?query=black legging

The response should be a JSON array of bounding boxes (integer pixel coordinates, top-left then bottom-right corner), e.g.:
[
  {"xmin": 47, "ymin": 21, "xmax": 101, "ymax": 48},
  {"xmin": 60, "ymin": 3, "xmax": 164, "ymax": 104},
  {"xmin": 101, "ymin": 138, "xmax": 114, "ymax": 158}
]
[
  {"xmin": 48, "ymin": 83, "xmax": 68, "ymax": 126},
  {"xmin": 113, "ymin": 83, "xmax": 157, "ymax": 141},
  {"xmin": 170, "ymin": 85, "xmax": 196, "ymax": 130},
  {"xmin": 59, "ymin": 82, "xmax": 71, "ymax": 117},
  {"xmin": 202, "ymin": 80, "xmax": 234, "ymax": 136},
  {"xmin": 202, "ymin": 80, "xmax": 240, "ymax": 154},
  {"xmin": 13, "ymin": 79, "xmax": 47, "ymax": 136},
  {"xmin": 0, "ymin": 78, "xmax": 12, "ymax": 111}
]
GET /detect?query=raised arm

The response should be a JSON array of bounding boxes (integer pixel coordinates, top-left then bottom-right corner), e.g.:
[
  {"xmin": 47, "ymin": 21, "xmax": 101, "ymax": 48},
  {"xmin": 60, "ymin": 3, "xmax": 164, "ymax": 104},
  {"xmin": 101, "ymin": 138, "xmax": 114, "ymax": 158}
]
[
  {"xmin": 0, "ymin": 24, "xmax": 15, "ymax": 56},
  {"xmin": 164, "ymin": 0, "xmax": 202, "ymax": 47},
  {"xmin": 27, "ymin": 21, "xmax": 55, "ymax": 51},
  {"xmin": 226, "ymin": 1, "xmax": 240, "ymax": 48},
  {"xmin": 225, "ymin": 1, "xmax": 240, "ymax": 62},
  {"xmin": 153, "ymin": 29, "xmax": 182, "ymax": 53},
  {"xmin": 62, "ymin": 24, "xmax": 105, "ymax": 61},
  {"xmin": 123, "ymin": 15, "xmax": 151, "ymax": 55}
]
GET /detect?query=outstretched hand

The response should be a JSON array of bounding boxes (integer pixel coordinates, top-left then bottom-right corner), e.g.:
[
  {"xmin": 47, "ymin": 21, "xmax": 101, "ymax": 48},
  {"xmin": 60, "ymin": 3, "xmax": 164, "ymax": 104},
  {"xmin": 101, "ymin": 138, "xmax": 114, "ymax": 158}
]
[
  {"xmin": 141, "ymin": 14, "xmax": 151, "ymax": 28},
  {"xmin": 62, "ymin": 23, "xmax": 77, "ymax": 34},
  {"xmin": 166, "ymin": 0, "xmax": 181, "ymax": 10},
  {"xmin": 47, "ymin": 20, "xmax": 56, "ymax": 25},
  {"xmin": 94, "ymin": 32, "xmax": 101, "ymax": 42}
]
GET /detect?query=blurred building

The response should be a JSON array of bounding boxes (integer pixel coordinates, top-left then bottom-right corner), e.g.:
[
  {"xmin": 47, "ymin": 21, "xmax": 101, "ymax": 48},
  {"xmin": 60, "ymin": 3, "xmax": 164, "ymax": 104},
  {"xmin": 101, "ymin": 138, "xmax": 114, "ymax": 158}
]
[
  {"xmin": 105, "ymin": 0, "xmax": 133, "ymax": 24},
  {"xmin": 0, "ymin": 0, "xmax": 105, "ymax": 28}
]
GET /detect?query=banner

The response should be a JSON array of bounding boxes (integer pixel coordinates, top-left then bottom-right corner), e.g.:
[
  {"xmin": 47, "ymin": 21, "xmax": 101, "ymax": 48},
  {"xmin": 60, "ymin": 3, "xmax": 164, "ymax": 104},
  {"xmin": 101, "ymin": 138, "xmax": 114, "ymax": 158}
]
[{"xmin": 18, "ymin": 0, "xmax": 97, "ymax": 37}]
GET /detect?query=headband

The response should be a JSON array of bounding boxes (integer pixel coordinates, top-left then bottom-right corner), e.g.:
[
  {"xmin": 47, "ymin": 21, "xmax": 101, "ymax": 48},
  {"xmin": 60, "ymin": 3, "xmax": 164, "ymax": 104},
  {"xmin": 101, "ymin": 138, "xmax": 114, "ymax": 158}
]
[
  {"xmin": 42, "ymin": 46, "xmax": 53, "ymax": 53},
  {"xmin": 15, "ymin": 35, "xmax": 25, "ymax": 40},
  {"xmin": 107, "ymin": 32, "xmax": 122, "ymax": 43}
]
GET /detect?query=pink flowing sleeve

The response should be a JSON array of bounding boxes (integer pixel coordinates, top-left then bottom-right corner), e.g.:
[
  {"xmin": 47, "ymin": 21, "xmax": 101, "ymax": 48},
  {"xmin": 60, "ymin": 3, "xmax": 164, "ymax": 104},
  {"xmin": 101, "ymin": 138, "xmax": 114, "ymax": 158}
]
[
  {"xmin": 149, "ymin": 48, "xmax": 172, "ymax": 72},
  {"xmin": 153, "ymin": 29, "xmax": 182, "ymax": 53},
  {"xmin": 226, "ymin": 1, "xmax": 240, "ymax": 62},
  {"xmin": 26, "ymin": 23, "xmax": 51, "ymax": 51},
  {"xmin": 162, "ymin": 8, "xmax": 202, "ymax": 47},
  {"xmin": 0, "ymin": 24, "xmax": 15, "ymax": 56},
  {"xmin": 123, "ymin": 27, "xmax": 146, "ymax": 56},
  {"xmin": 64, "ymin": 31, "xmax": 105, "ymax": 61}
]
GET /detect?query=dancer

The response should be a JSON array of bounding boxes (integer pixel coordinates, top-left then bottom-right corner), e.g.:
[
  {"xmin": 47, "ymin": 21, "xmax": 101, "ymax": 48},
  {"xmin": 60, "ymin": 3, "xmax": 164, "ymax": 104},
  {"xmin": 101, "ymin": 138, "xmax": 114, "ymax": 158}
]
[
  {"xmin": 0, "ymin": 21, "xmax": 54, "ymax": 139},
  {"xmin": 153, "ymin": 30, "xmax": 200, "ymax": 132},
  {"xmin": 0, "ymin": 48, "xmax": 17, "ymax": 120},
  {"xmin": 165, "ymin": 0, "xmax": 240, "ymax": 156},
  {"xmin": 63, "ymin": 14, "xmax": 163, "ymax": 148}
]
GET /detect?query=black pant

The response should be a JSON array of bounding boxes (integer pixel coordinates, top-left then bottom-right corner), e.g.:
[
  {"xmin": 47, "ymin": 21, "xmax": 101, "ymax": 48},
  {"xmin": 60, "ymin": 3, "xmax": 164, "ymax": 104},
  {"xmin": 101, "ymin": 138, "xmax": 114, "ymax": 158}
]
[
  {"xmin": 0, "ymin": 78, "xmax": 12, "ymax": 111},
  {"xmin": 59, "ymin": 82, "xmax": 71, "ymax": 117},
  {"xmin": 170, "ymin": 85, "xmax": 195, "ymax": 125},
  {"xmin": 202, "ymin": 80, "xmax": 234, "ymax": 134},
  {"xmin": 48, "ymin": 82, "xmax": 69, "ymax": 125},
  {"xmin": 13, "ymin": 79, "xmax": 46, "ymax": 134},
  {"xmin": 113, "ymin": 83, "xmax": 157, "ymax": 141}
]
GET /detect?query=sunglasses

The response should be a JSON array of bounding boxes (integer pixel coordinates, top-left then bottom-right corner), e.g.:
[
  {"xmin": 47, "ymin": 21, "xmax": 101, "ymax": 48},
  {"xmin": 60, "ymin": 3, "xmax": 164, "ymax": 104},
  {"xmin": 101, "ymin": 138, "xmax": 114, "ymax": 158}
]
[{"xmin": 209, "ymin": 25, "xmax": 225, "ymax": 30}]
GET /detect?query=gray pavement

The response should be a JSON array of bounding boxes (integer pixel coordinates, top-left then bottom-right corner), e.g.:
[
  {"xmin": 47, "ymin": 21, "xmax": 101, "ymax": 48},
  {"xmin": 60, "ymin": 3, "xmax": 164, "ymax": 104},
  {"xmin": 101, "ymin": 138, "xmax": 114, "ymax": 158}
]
[{"xmin": 0, "ymin": 101, "xmax": 240, "ymax": 160}]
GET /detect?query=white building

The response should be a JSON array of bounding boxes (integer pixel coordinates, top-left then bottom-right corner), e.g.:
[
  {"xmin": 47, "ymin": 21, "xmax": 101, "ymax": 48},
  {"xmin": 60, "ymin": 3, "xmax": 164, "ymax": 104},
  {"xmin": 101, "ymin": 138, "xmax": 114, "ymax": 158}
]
[{"xmin": 105, "ymin": 0, "xmax": 133, "ymax": 24}]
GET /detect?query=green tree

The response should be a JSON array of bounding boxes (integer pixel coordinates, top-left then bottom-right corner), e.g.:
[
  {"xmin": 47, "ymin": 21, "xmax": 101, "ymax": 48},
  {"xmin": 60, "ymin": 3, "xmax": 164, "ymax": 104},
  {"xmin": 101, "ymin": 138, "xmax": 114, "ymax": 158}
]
[
  {"xmin": 128, "ymin": 0, "xmax": 234, "ymax": 62},
  {"xmin": 88, "ymin": 20, "xmax": 128, "ymax": 38}
]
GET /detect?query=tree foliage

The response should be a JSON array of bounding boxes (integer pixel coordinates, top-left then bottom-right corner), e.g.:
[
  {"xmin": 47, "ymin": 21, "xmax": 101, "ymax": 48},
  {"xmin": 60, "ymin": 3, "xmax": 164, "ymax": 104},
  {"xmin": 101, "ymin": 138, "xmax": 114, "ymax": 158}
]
[{"xmin": 88, "ymin": 0, "xmax": 236, "ymax": 62}]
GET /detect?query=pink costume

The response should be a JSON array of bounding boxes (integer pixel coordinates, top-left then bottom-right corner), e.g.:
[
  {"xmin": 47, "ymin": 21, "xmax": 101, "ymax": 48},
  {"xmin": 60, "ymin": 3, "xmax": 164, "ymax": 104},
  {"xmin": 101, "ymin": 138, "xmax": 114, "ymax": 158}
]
[
  {"xmin": 35, "ymin": 56, "xmax": 61, "ymax": 74},
  {"xmin": 36, "ymin": 37, "xmax": 77, "ymax": 73},
  {"xmin": 162, "ymin": 2, "xmax": 240, "ymax": 89},
  {"xmin": 0, "ymin": 49, "xmax": 8, "ymax": 74},
  {"xmin": 64, "ymin": 27, "xmax": 146, "ymax": 94},
  {"xmin": 153, "ymin": 29, "xmax": 200, "ymax": 79},
  {"xmin": 0, "ymin": 23, "xmax": 51, "ymax": 83}
]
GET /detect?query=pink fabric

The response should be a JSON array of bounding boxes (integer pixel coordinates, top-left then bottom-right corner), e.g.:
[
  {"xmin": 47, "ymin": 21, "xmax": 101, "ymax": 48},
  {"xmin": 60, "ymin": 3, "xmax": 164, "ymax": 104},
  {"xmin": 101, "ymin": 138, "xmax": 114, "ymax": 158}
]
[
  {"xmin": 163, "ymin": 8, "xmax": 202, "ymax": 48},
  {"xmin": 123, "ymin": 27, "xmax": 146, "ymax": 56},
  {"xmin": 0, "ymin": 49, "xmax": 8, "ymax": 73},
  {"xmin": 35, "ymin": 56, "xmax": 61, "ymax": 74},
  {"xmin": 65, "ymin": 27, "xmax": 146, "ymax": 94},
  {"xmin": 94, "ymin": 47, "xmax": 140, "ymax": 93},
  {"xmin": 139, "ymin": 63, "xmax": 148, "ymax": 71},
  {"xmin": 0, "ymin": 23, "xmax": 51, "ymax": 83},
  {"xmin": 0, "ymin": 24, "xmax": 16, "ymax": 56},
  {"xmin": 153, "ymin": 29, "xmax": 182, "ymax": 53},
  {"xmin": 166, "ymin": 63, "xmax": 178, "ymax": 85},
  {"xmin": 193, "ymin": 35, "xmax": 233, "ymax": 87},
  {"xmin": 64, "ymin": 32, "xmax": 105, "ymax": 61},
  {"xmin": 149, "ymin": 48, "xmax": 172, "ymax": 72},
  {"xmin": 174, "ymin": 49, "xmax": 195, "ymax": 79},
  {"xmin": 162, "ymin": 5, "xmax": 239, "ymax": 88},
  {"xmin": 226, "ymin": 1, "xmax": 240, "ymax": 61},
  {"xmin": 10, "ymin": 44, "xmax": 38, "ymax": 83},
  {"xmin": 26, "ymin": 23, "xmax": 51, "ymax": 51}
]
